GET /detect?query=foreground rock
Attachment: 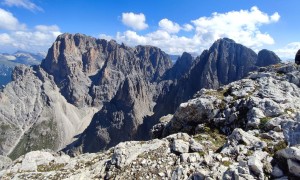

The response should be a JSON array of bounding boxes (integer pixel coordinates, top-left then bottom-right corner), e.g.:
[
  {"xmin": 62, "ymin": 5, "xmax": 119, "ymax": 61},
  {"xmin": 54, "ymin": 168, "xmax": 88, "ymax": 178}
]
[
  {"xmin": 0, "ymin": 132, "xmax": 272, "ymax": 179},
  {"xmin": 151, "ymin": 63, "xmax": 300, "ymax": 178}
]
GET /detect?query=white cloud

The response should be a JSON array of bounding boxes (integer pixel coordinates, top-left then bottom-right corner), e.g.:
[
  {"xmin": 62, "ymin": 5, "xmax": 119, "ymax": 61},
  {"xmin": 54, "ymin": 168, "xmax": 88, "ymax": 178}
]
[
  {"xmin": 3, "ymin": 0, "xmax": 43, "ymax": 12},
  {"xmin": 191, "ymin": 6, "xmax": 280, "ymax": 49},
  {"xmin": 158, "ymin": 18, "xmax": 181, "ymax": 33},
  {"xmin": 182, "ymin": 24, "xmax": 193, "ymax": 31},
  {"xmin": 0, "ymin": 33, "xmax": 13, "ymax": 44},
  {"xmin": 0, "ymin": 25, "xmax": 61, "ymax": 52},
  {"xmin": 274, "ymin": 42, "xmax": 300, "ymax": 60},
  {"xmin": 115, "ymin": 6, "xmax": 280, "ymax": 55},
  {"xmin": 99, "ymin": 34, "xmax": 113, "ymax": 41},
  {"xmin": 0, "ymin": 8, "xmax": 26, "ymax": 30},
  {"xmin": 35, "ymin": 25, "xmax": 60, "ymax": 32},
  {"xmin": 0, "ymin": 8, "xmax": 61, "ymax": 53},
  {"xmin": 121, "ymin": 12, "xmax": 148, "ymax": 30},
  {"xmin": 117, "ymin": 30, "xmax": 198, "ymax": 54},
  {"xmin": 271, "ymin": 12, "xmax": 280, "ymax": 22}
]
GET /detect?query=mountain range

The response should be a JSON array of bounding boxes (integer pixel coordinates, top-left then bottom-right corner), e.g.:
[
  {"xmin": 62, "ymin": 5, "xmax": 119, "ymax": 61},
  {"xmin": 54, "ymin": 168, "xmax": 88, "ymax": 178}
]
[
  {"xmin": 2, "ymin": 33, "xmax": 300, "ymax": 179},
  {"xmin": 0, "ymin": 34, "xmax": 281, "ymax": 158}
]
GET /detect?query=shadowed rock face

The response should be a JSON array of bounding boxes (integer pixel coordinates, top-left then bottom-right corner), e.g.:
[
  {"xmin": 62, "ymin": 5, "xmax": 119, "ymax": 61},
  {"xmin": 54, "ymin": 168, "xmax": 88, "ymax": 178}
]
[
  {"xmin": 153, "ymin": 38, "xmax": 281, "ymax": 117},
  {"xmin": 162, "ymin": 52, "xmax": 194, "ymax": 80},
  {"xmin": 295, "ymin": 49, "xmax": 300, "ymax": 65},
  {"xmin": 257, "ymin": 49, "xmax": 281, "ymax": 67}
]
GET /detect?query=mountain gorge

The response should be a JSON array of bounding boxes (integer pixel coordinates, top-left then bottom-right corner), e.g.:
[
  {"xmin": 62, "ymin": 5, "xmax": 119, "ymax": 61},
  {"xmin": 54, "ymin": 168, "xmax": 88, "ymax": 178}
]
[{"xmin": 0, "ymin": 34, "xmax": 282, "ymax": 159}]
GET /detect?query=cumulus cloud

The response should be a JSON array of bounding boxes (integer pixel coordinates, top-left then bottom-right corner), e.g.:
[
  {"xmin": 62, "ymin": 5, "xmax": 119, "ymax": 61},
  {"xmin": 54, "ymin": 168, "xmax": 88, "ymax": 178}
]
[
  {"xmin": 0, "ymin": 7, "xmax": 61, "ymax": 53},
  {"xmin": 274, "ymin": 42, "xmax": 300, "ymax": 60},
  {"xmin": 115, "ymin": 6, "xmax": 280, "ymax": 55},
  {"xmin": 99, "ymin": 34, "xmax": 113, "ymax": 41},
  {"xmin": 117, "ymin": 30, "xmax": 198, "ymax": 54},
  {"xmin": 0, "ymin": 8, "xmax": 26, "ymax": 30},
  {"xmin": 182, "ymin": 24, "xmax": 193, "ymax": 32},
  {"xmin": 158, "ymin": 18, "xmax": 181, "ymax": 33},
  {"xmin": 121, "ymin": 12, "xmax": 148, "ymax": 30},
  {"xmin": 0, "ymin": 25, "xmax": 61, "ymax": 52},
  {"xmin": 191, "ymin": 6, "xmax": 279, "ymax": 48},
  {"xmin": 3, "ymin": 0, "xmax": 43, "ymax": 12}
]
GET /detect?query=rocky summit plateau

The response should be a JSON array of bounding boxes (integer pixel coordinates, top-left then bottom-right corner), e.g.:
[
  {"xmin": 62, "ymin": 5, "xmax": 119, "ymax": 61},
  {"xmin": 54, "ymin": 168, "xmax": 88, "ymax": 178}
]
[{"xmin": 2, "ymin": 33, "xmax": 300, "ymax": 179}]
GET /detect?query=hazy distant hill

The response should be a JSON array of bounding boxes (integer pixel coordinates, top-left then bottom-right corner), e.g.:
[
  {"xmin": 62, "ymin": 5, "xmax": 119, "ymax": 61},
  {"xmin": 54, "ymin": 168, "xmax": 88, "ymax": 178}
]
[
  {"xmin": 0, "ymin": 51, "xmax": 45, "ymax": 86},
  {"xmin": 168, "ymin": 55, "xmax": 180, "ymax": 63}
]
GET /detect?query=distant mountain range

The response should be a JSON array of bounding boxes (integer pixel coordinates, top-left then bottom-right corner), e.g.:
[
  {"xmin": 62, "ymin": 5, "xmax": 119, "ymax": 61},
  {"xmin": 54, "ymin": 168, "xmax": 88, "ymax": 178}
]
[{"xmin": 0, "ymin": 51, "xmax": 45, "ymax": 86}]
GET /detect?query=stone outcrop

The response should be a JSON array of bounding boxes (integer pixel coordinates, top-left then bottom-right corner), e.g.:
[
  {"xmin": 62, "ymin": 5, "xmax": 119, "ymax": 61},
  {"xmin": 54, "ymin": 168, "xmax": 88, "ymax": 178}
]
[
  {"xmin": 151, "ymin": 63, "xmax": 300, "ymax": 179},
  {"xmin": 295, "ymin": 49, "xmax": 300, "ymax": 65},
  {"xmin": 256, "ymin": 49, "xmax": 281, "ymax": 67}
]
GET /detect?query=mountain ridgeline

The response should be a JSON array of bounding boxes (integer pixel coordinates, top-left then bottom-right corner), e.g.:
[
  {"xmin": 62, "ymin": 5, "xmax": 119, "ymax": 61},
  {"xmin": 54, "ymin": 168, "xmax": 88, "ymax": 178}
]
[{"xmin": 0, "ymin": 33, "xmax": 281, "ymax": 158}]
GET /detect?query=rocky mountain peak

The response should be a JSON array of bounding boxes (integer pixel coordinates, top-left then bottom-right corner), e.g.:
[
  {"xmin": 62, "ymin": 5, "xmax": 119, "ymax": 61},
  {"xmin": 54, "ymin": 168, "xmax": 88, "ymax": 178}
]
[
  {"xmin": 135, "ymin": 45, "xmax": 172, "ymax": 81},
  {"xmin": 40, "ymin": 33, "xmax": 172, "ymax": 107},
  {"xmin": 295, "ymin": 49, "xmax": 300, "ymax": 65},
  {"xmin": 162, "ymin": 52, "xmax": 194, "ymax": 80},
  {"xmin": 257, "ymin": 49, "xmax": 281, "ymax": 67}
]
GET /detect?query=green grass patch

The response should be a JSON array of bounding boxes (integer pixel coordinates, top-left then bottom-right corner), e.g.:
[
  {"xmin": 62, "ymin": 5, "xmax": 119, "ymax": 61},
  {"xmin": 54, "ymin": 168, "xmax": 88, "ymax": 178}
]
[
  {"xmin": 194, "ymin": 124, "xmax": 226, "ymax": 152},
  {"xmin": 37, "ymin": 163, "xmax": 65, "ymax": 172},
  {"xmin": 222, "ymin": 161, "xmax": 232, "ymax": 167},
  {"xmin": 259, "ymin": 117, "xmax": 272, "ymax": 130},
  {"xmin": 198, "ymin": 151, "xmax": 206, "ymax": 157}
]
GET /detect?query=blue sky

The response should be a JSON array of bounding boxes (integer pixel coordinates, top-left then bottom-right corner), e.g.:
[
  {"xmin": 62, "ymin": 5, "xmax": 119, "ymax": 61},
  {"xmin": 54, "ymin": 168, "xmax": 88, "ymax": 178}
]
[{"xmin": 0, "ymin": 0, "xmax": 299, "ymax": 60}]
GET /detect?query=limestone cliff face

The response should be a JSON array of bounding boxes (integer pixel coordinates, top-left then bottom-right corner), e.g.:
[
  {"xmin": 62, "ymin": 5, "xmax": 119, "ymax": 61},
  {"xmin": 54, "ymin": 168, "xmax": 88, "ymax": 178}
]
[
  {"xmin": 41, "ymin": 34, "xmax": 172, "ymax": 107},
  {"xmin": 0, "ymin": 65, "xmax": 96, "ymax": 159}
]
